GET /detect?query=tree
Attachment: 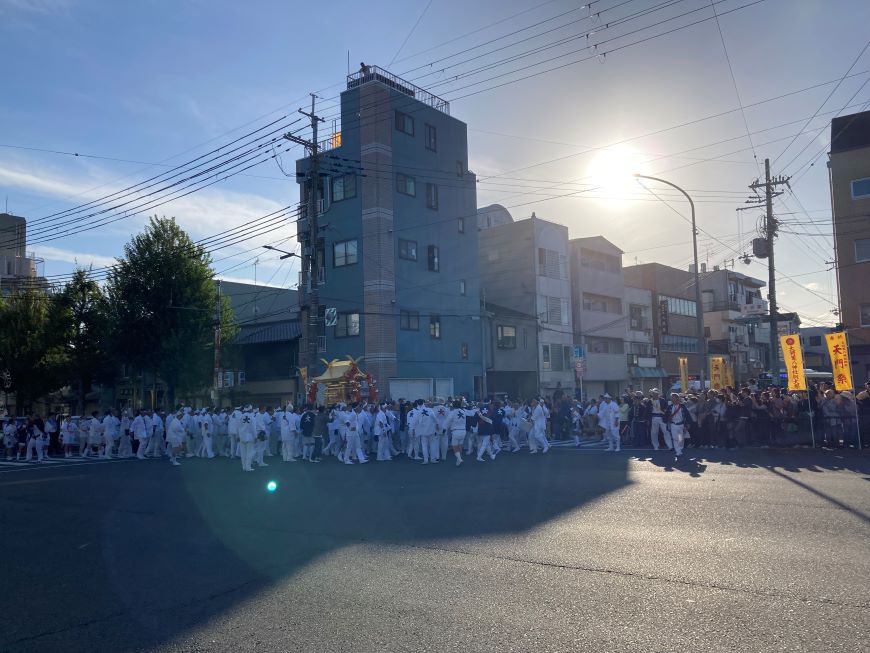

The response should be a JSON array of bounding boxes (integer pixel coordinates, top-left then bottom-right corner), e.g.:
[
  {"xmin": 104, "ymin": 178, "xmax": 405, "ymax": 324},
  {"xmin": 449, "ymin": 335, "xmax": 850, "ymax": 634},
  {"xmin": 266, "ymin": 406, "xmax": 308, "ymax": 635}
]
[
  {"xmin": 56, "ymin": 268, "xmax": 113, "ymax": 414},
  {"xmin": 0, "ymin": 284, "xmax": 67, "ymax": 413},
  {"xmin": 107, "ymin": 217, "xmax": 235, "ymax": 407}
]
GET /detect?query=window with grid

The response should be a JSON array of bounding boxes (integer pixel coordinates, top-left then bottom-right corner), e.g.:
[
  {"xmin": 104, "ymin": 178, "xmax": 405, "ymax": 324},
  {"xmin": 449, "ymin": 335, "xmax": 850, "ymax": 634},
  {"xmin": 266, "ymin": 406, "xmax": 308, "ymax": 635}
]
[
  {"xmin": 331, "ymin": 174, "xmax": 356, "ymax": 202},
  {"xmin": 396, "ymin": 173, "xmax": 416, "ymax": 196},
  {"xmin": 537, "ymin": 248, "xmax": 564, "ymax": 279},
  {"xmin": 427, "ymin": 245, "xmax": 440, "ymax": 272},
  {"xmin": 395, "ymin": 111, "xmax": 414, "ymax": 135},
  {"xmin": 496, "ymin": 325, "xmax": 516, "ymax": 349},
  {"xmin": 629, "ymin": 304, "xmax": 646, "ymax": 330},
  {"xmin": 426, "ymin": 183, "xmax": 438, "ymax": 209},
  {"xmin": 540, "ymin": 296, "xmax": 568, "ymax": 325},
  {"xmin": 336, "ymin": 312, "xmax": 360, "ymax": 338},
  {"xmin": 429, "ymin": 315, "xmax": 441, "ymax": 339},
  {"xmin": 661, "ymin": 335, "xmax": 699, "ymax": 353},
  {"xmin": 425, "ymin": 123, "xmax": 437, "ymax": 151},
  {"xmin": 333, "ymin": 239, "xmax": 358, "ymax": 267},
  {"xmin": 399, "ymin": 239, "xmax": 417, "ymax": 261},
  {"xmin": 542, "ymin": 344, "xmax": 551, "ymax": 370},
  {"xmin": 400, "ymin": 310, "xmax": 420, "ymax": 331}
]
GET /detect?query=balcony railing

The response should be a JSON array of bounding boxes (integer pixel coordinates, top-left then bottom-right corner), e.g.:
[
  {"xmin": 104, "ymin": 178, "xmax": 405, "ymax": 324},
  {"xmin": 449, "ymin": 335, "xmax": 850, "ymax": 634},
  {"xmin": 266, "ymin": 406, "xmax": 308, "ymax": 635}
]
[
  {"xmin": 347, "ymin": 65, "xmax": 450, "ymax": 115},
  {"xmin": 317, "ymin": 336, "xmax": 327, "ymax": 353}
]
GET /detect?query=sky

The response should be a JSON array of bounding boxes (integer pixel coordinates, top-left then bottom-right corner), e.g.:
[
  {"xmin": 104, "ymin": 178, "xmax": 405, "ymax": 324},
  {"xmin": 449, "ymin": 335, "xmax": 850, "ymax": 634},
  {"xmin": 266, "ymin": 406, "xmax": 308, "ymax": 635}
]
[{"xmin": 1, "ymin": 0, "xmax": 869, "ymax": 327}]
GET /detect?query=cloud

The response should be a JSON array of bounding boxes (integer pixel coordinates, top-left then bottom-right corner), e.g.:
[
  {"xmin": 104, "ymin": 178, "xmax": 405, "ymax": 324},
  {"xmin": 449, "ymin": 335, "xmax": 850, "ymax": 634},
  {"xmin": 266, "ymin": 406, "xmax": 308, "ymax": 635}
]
[
  {"xmin": 29, "ymin": 244, "xmax": 116, "ymax": 268},
  {"xmin": 0, "ymin": 161, "xmax": 291, "ymax": 240},
  {"xmin": 0, "ymin": 0, "xmax": 71, "ymax": 15},
  {"xmin": 804, "ymin": 281, "xmax": 821, "ymax": 291}
]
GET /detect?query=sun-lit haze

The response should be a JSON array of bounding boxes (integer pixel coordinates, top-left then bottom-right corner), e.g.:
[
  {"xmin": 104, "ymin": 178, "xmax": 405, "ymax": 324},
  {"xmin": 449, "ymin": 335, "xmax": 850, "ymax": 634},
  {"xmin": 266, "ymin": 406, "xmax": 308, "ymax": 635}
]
[{"xmin": 2, "ymin": 0, "xmax": 869, "ymax": 324}]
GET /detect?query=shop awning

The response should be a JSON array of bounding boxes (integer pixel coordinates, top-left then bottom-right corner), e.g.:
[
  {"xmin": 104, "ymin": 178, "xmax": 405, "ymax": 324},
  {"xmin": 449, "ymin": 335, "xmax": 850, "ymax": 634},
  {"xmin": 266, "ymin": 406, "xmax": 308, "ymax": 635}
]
[{"xmin": 630, "ymin": 366, "xmax": 667, "ymax": 378}]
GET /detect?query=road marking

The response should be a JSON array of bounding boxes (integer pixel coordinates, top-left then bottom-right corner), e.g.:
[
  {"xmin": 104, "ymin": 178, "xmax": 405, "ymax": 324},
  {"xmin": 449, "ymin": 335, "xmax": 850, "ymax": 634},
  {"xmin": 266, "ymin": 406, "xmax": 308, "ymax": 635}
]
[
  {"xmin": 0, "ymin": 458, "xmax": 141, "ymax": 474},
  {"xmin": 0, "ymin": 474, "xmax": 87, "ymax": 486}
]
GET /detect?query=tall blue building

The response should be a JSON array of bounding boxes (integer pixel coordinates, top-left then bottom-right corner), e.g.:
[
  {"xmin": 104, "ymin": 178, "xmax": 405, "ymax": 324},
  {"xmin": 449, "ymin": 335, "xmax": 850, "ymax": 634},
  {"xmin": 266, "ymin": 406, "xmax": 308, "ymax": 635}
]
[{"xmin": 296, "ymin": 66, "xmax": 482, "ymax": 400}]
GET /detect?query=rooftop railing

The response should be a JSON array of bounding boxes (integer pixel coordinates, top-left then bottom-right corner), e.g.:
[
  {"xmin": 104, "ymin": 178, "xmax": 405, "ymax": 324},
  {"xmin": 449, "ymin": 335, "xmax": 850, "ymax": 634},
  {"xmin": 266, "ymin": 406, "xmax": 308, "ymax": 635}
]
[{"xmin": 347, "ymin": 65, "xmax": 450, "ymax": 115}]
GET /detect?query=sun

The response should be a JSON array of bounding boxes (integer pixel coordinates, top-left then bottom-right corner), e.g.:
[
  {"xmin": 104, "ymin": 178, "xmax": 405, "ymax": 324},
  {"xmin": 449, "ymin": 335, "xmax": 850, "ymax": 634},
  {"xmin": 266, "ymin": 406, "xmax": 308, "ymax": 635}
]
[{"xmin": 586, "ymin": 146, "xmax": 646, "ymax": 208}]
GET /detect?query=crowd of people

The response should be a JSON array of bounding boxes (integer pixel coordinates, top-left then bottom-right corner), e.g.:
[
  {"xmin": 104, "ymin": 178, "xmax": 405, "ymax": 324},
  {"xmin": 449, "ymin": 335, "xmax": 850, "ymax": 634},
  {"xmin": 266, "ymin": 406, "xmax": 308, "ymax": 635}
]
[{"xmin": 2, "ymin": 379, "xmax": 868, "ymax": 468}]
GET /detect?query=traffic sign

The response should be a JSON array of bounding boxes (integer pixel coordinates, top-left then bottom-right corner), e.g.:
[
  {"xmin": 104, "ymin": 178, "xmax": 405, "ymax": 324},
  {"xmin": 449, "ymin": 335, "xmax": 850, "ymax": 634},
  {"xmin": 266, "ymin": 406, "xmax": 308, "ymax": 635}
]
[{"xmin": 325, "ymin": 307, "xmax": 337, "ymax": 327}]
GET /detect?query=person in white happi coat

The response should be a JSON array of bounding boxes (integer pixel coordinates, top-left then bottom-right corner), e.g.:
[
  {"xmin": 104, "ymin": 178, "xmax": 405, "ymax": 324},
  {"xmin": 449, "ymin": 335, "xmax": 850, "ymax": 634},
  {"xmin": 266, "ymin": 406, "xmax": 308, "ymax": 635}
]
[
  {"xmin": 77, "ymin": 415, "xmax": 91, "ymax": 457},
  {"xmin": 323, "ymin": 406, "xmax": 341, "ymax": 457},
  {"xmin": 668, "ymin": 393, "xmax": 691, "ymax": 458},
  {"xmin": 196, "ymin": 410, "xmax": 215, "ymax": 458},
  {"xmin": 529, "ymin": 399, "xmax": 550, "ymax": 454},
  {"xmin": 506, "ymin": 403, "xmax": 522, "ymax": 453},
  {"xmin": 252, "ymin": 408, "xmax": 269, "ymax": 467},
  {"xmin": 227, "ymin": 407, "xmax": 242, "ymax": 458},
  {"xmin": 648, "ymin": 389, "xmax": 672, "ymax": 450},
  {"xmin": 166, "ymin": 410, "xmax": 186, "ymax": 466},
  {"xmin": 374, "ymin": 405, "xmax": 392, "ymax": 461},
  {"xmin": 434, "ymin": 401, "xmax": 450, "ymax": 461},
  {"xmin": 343, "ymin": 404, "xmax": 369, "ymax": 465},
  {"xmin": 597, "ymin": 394, "xmax": 621, "ymax": 452},
  {"xmin": 210, "ymin": 410, "xmax": 225, "ymax": 457},
  {"xmin": 237, "ymin": 405, "xmax": 257, "ymax": 471},
  {"xmin": 443, "ymin": 400, "xmax": 467, "ymax": 466},
  {"xmin": 60, "ymin": 415, "xmax": 78, "ymax": 458},
  {"xmin": 385, "ymin": 403, "xmax": 400, "ymax": 456},
  {"xmin": 405, "ymin": 402, "xmax": 419, "ymax": 460},
  {"xmin": 183, "ymin": 407, "xmax": 198, "ymax": 458},
  {"xmin": 279, "ymin": 405, "xmax": 295, "ymax": 462},
  {"xmin": 144, "ymin": 411, "xmax": 165, "ymax": 457},
  {"xmin": 101, "ymin": 409, "xmax": 120, "ymax": 458},
  {"xmin": 117, "ymin": 411, "xmax": 133, "ymax": 458},
  {"xmin": 131, "ymin": 411, "xmax": 149, "ymax": 459},
  {"xmin": 413, "ymin": 400, "xmax": 440, "ymax": 464},
  {"xmin": 25, "ymin": 419, "xmax": 46, "ymax": 463}
]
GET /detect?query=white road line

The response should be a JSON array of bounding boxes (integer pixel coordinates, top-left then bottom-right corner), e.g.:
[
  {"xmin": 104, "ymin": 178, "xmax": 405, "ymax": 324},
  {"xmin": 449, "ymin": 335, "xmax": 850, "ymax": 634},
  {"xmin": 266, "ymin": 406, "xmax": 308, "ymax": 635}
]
[{"xmin": 0, "ymin": 458, "xmax": 142, "ymax": 474}]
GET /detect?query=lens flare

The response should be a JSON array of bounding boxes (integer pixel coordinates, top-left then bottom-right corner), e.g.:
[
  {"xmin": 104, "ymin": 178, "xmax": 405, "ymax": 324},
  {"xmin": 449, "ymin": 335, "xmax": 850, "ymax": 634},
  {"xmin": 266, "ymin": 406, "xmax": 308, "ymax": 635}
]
[{"xmin": 266, "ymin": 480, "xmax": 278, "ymax": 493}]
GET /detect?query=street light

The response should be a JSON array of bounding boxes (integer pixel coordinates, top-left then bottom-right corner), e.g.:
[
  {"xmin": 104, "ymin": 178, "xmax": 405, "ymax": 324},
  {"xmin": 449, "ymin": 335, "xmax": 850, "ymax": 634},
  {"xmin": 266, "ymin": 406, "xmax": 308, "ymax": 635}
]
[
  {"xmin": 262, "ymin": 245, "xmax": 299, "ymax": 260},
  {"xmin": 634, "ymin": 174, "xmax": 707, "ymax": 390}
]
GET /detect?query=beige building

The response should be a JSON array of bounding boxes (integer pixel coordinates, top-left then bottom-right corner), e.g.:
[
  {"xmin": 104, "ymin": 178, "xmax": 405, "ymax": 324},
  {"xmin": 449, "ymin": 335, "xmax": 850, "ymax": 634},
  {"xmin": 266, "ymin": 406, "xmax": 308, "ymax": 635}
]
[
  {"xmin": 0, "ymin": 213, "xmax": 42, "ymax": 293},
  {"xmin": 829, "ymin": 110, "xmax": 870, "ymax": 385}
]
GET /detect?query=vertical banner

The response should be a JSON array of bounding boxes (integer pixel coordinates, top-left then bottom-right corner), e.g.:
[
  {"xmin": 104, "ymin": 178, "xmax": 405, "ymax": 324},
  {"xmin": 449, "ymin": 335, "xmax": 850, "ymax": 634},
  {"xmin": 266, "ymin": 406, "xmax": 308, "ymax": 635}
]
[
  {"xmin": 824, "ymin": 332, "xmax": 854, "ymax": 391},
  {"xmin": 709, "ymin": 356, "xmax": 725, "ymax": 390},
  {"xmin": 678, "ymin": 356, "xmax": 688, "ymax": 392},
  {"xmin": 723, "ymin": 361, "xmax": 735, "ymax": 388},
  {"xmin": 779, "ymin": 335, "xmax": 807, "ymax": 391}
]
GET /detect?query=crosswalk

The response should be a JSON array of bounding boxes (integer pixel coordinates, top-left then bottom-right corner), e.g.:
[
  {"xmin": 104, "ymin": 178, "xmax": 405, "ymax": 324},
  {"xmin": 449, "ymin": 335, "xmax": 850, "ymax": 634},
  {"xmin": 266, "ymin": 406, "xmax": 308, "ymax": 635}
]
[{"xmin": 0, "ymin": 456, "xmax": 139, "ymax": 473}]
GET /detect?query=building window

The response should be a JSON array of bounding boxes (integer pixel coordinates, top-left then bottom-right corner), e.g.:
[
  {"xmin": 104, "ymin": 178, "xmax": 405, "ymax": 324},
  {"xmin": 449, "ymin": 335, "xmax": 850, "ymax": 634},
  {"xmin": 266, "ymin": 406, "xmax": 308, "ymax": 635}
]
[
  {"xmin": 541, "ymin": 344, "xmax": 571, "ymax": 372},
  {"xmin": 458, "ymin": 217, "xmax": 465, "ymax": 233},
  {"xmin": 855, "ymin": 238, "xmax": 870, "ymax": 263},
  {"xmin": 861, "ymin": 304, "xmax": 870, "ymax": 327},
  {"xmin": 851, "ymin": 177, "xmax": 870, "ymax": 199},
  {"xmin": 427, "ymin": 245, "xmax": 440, "ymax": 272},
  {"xmin": 397, "ymin": 173, "xmax": 416, "ymax": 196},
  {"xmin": 426, "ymin": 183, "xmax": 438, "ymax": 210},
  {"xmin": 537, "ymin": 248, "xmax": 566, "ymax": 279},
  {"xmin": 456, "ymin": 160, "xmax": 464, "ymax": 177},
  {"xmin": 336, "ymin": 312, "xmax": 360, "ymax": 338},
  {"xmin": 497, "ymin": 325, "xmax": 516, "ymax": 349},
  {"xmin": 580, "ymin": 248, "xmax": 621, "ymax": 273},
  {"xmin": 333, "ymin": 239, "xmax": 358, "ymax": 267},
  {"xmin": 629, "ymin": 304, "xmax": 647, "ymax": 330},
  {"xmin": 425, "ymin": 123, "xmax": 437, "ymax": 151},
  {"xmin": 429, "ymin": 315, "xmax": 441, "ymax": 339},
  {"xmin": 399, "ymin": 238, "xmax": 417, "ymax": 261},
  {"xmin": 539, "ymin": 295, "xmax": 569, "ymax": 325},
  {"xmin": 661, "ymin": 295, "xmax": 697, "ymax": 317},
  {"xmin": 400, "ymin": 310, "xmax": 420, "ymax": 331},
  {"xmin": 660, "ymin": 334, "xmax": 699, "ymax": 353},
  {"xmin": 461, "ymin": 343, "xmax": 468, "ymax": 360},
  {"xmin": 395, "ymin": 110, "xmax": 414, "ymax": 136},
  {"xmin": 586, "ymin": 337, "xmax": 624, "ymax": 354},
  {"xmin": 808, "ymin": 335, "xmax": 822, "ymax": 347},
  {"xmin": 542, "ymin": 344, "xmax": 551, "ymax": 370},
  {"xmin": 459, "ymin": 279, "xmax": 466, "ymax": 296},
  {"xmin": 563, "ymin": 345, "xmax": 572, "ymax": 371},
  {"xmin": 583, "ymin": 293, "xmax": 620, "ymax": 314},
  {"xmin": 331, "ymin": 174, "xmax": 356, "ymax": 202}
]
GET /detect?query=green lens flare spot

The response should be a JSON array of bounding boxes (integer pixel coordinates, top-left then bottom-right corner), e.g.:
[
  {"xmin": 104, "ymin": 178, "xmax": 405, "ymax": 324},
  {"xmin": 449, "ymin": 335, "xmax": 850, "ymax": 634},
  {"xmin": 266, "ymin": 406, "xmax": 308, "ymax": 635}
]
[{"xmin": 266, "ymin": 481, "xmax": 278, "ymax": 492}]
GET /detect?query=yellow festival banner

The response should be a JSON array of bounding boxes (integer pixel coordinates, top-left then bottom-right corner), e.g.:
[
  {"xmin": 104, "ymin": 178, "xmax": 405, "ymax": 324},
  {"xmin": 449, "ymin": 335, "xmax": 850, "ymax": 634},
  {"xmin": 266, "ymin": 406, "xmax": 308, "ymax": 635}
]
[
  {"xmin": 678, "ymin": 357, "xmax": 688, "ymax": 392},
  {"xmin": 779, "ymin": 335, "xmax": 806, "ymax": 391},
  {"xmin": 709, "ymin": 356, "xmax": 725, "ymax": 390},
  {"xmin": 723, "ymin": 361, "xmax": 735, "ymax": 388},
  {"xmin": 824, "ymin": 332, "xmax": 854, "ymax": 391}
]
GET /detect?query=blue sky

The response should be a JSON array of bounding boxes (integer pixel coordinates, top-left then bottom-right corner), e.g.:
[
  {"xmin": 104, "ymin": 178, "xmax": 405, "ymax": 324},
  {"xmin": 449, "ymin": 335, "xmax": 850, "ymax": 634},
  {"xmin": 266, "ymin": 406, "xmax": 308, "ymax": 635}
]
[{"xmin": 1, "ymin": 0, "xmax": 869, "ymax": 326}]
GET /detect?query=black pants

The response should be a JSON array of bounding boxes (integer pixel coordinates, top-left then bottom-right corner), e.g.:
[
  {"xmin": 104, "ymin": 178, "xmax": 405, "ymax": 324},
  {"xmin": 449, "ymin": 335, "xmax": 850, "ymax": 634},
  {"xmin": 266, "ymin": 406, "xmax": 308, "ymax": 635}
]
[{"xmin": 313, "ymin": 436, "xmax": 323, "ymax": 459}]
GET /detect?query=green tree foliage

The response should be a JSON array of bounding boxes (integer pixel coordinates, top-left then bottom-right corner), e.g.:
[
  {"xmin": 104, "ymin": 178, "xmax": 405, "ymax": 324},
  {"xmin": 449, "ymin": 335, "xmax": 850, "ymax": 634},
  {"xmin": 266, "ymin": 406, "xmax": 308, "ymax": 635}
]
[
  {"xmin": 55, "ymin": 268, "xmax": 113, "ymax": 414},
  {"xmin": 0, "ymin": 285, "xmax": 67, "ymax": 413},
  {"xmin": 107, "ymin": 217, "xmax": 235, "ymax": 405}
]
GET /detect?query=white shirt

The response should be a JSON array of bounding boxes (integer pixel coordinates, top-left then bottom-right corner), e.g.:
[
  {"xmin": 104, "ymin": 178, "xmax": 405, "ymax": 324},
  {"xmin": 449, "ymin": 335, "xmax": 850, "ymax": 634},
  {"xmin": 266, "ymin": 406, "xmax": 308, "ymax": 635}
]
[
  {"xmin": 412, "ymin": 406, "xmax": 438, "ymax": 437},
  {"xmin": 531, "ymin": 404, "xmax": 548, "ymax": 428},
  {"xmin": 597, "ymin": 400, "xmax": 619, "ymax": 428},
  {"xmin": 444, "ymin": 408, "xmax": 466, "ymax": 434},
  {"xmin": 103, "ymin": 415, "xmax": 120, "ymax": 438},
  {"xmin": 131, "ymin": 415, "xmax": 148, "ymax": 439},
  {"xmin": 238, "ymin": 411, "xmax": 256, "ymax": 443}
]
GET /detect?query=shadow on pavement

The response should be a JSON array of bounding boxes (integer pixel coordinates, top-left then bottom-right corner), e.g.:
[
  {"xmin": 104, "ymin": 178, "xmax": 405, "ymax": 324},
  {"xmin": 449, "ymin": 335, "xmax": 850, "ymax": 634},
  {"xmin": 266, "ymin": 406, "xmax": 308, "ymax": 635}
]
[{"xmin": 0, "ymin": 450, "xmax": 631, "ymax": 651}]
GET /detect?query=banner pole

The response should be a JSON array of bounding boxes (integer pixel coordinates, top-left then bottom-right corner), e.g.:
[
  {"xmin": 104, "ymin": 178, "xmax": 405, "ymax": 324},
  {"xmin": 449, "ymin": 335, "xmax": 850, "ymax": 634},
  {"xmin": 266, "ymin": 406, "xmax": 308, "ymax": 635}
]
[{"xmin": 844, "ymin": 331, "xmax": 862, "ymax": 452}]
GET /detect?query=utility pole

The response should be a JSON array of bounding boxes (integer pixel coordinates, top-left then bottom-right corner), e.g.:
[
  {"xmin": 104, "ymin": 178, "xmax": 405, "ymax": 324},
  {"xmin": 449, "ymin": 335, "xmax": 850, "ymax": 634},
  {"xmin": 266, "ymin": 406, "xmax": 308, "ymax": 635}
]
[
  {"xmin": 748, "ymin": 159, "xmax": 790, "ymax": 382},
  {"xmin": 213, "ymin": 279, "xmax": 222, "ymax": 406},
  {"xmin": 284, "ymin": 94, "xmax": 325, "ymax": 383}
]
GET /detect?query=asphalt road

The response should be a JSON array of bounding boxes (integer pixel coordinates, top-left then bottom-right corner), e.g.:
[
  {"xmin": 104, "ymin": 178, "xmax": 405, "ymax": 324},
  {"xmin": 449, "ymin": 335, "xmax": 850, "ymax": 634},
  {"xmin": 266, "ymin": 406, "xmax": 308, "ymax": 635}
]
[{"xmin": 1, "ymin": 447, "xmax": 868, "ymax": 653}]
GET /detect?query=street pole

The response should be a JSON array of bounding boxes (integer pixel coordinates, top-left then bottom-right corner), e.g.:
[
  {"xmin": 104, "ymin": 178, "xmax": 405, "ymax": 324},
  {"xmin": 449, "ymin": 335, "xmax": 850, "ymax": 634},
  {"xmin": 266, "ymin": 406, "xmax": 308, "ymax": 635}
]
[
  {"xmin": 749, "ymin": 159, "xmax": 790, "ymax": 383},
  {"xmin": 635, "ymin": 174, "xmax": 706, "ymax": 390},
  {"xmin": 213, "ymin": 279, "xmax": 222, "ymax": 406},
  {"xmin": 285, "ymin": 94, "xmax": 324, "ymax": 386}
]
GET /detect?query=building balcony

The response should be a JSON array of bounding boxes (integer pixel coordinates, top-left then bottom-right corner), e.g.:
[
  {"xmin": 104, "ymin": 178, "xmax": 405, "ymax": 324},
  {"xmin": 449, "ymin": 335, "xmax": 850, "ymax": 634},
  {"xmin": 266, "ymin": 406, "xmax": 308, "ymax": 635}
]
[{"xmin": 347, "ymin": 65, "xmax": 450, "ymax": 115}]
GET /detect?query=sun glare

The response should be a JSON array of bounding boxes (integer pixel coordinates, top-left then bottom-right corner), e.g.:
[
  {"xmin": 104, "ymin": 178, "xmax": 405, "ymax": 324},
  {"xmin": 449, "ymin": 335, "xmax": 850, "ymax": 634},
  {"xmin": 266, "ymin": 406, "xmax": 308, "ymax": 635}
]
[{"xmin": 587, "ymin": 146, "xmax": 645, "ymax": 208}]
